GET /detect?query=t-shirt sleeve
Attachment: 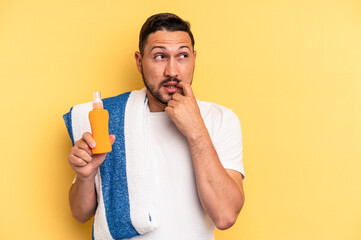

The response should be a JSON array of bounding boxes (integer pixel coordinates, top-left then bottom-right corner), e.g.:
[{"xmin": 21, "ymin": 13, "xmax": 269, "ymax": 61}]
[{"xmin": 211, "ymin": 108, "xmax": 245, "ymax": 179}]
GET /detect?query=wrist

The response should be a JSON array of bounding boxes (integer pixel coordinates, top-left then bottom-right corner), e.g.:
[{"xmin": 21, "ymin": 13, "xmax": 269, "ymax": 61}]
[
  {"xmin": 186, "ymin": 125, "xmax": 209, "ymax": 143},
  {"xmin": 76, "ymin": 171, "xmax": 97, "ymax": 183}
]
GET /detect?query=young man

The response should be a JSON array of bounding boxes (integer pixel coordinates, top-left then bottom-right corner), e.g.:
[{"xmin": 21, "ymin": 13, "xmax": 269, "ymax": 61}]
[{"xmin": 66, "ymin": 13, "xmax": 245, "ymax": 240}]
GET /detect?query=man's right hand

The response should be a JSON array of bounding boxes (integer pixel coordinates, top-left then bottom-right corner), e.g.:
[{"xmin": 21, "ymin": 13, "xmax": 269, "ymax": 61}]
[{"xmin": 68, "ymin": 132, "xmax": 116, "ymax": 180}]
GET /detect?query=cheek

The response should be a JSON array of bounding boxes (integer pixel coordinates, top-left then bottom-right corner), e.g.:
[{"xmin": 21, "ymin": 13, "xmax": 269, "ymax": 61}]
[
  {"xmin": 181, "ymin": 65, "xmax": 194, "ymax": 81},
  {"xmin": 143, "ymin": 64, "xmax": 163, "ymax": 79}
]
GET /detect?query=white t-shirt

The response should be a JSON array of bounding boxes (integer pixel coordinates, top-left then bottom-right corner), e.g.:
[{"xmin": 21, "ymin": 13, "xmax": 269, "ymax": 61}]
[{"xmin": 130, "ymin": 100, "xmax": 244, "ymax": 240}]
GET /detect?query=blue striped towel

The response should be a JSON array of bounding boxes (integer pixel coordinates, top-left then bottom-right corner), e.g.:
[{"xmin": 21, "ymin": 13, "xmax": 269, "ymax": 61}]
[{"xmin": 63, "ymin": 88, "xmax": 159, "ymax": 240}]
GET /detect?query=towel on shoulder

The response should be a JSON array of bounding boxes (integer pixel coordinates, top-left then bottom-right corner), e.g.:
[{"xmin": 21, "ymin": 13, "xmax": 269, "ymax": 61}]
[{"xmin": 63, "ymin": 88, "xmax": 159, "ymax": 240}]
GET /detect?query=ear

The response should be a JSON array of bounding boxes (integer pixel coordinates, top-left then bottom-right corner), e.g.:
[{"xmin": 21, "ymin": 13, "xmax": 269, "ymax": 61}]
[
  {"xmin": 193, "ymin": 50, "xmax": 197, "ymax": 61},
  {"xmin": 134, "ymin": 51, "xmax": 143, "ymax": 74}
]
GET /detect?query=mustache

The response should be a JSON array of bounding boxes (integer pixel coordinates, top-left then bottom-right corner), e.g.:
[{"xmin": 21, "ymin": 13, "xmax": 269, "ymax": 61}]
[{"xmin": 158, "ymin": 78, "xmax": 181, "ymax": 88}]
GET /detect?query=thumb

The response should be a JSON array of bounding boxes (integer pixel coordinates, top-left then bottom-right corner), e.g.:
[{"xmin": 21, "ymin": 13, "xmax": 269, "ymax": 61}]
[
  {"xmin": 90, "ymin": 135, "xmax": 115, "ymax": 166},
  {"xmin": 110, "ymin": 134, "xmax": 116, "ymax": 145},
  {"xmin": 177, "ymin": 82, "xmax": 194, "ymax": 97}
]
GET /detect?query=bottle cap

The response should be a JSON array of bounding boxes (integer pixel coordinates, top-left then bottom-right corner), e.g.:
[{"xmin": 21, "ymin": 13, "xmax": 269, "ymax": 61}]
[
  {"xmin": 93, "ymin": 91, "xmax": 103, "ymax": 109},
  {"xmin": 93, "ymin": 91, "xmax": 102, "ymax": 102}
]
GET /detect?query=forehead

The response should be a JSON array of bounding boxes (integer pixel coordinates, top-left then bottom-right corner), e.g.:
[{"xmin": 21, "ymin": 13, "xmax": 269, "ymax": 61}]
[{"xmin": 144, "ymin": 30, "xmax": 193, "ymax": 51}]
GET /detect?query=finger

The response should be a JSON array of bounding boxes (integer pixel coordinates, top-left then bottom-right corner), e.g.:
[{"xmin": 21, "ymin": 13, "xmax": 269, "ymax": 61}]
[
  {"xmin": 69, "ymin": 154, "xmax": 88, "ymax": 167},
  {"xmin": 76, "ymin": 139, "xmax": 93, "ymax": 156},
  {"xmin": 177, "ymin": 82, "xmax": 194, "ymax": 97},
  {"xmin": 167, "ymin": 99, "xmax": 178, "ymax": 108},
  {"xmin": 73, "ymin": 147, "xmax": 93, "ymax": 163},
  {"xmin": 171, "ymin": 93, "xmax": 184, "ymax": 101},
  {"xmin": 109, "ymin": 134, "xmax": 116, "ymax": 145},
  {"xmin": 82, "ymin": 132, "xmax": 96, "ymax": 149},
  {"xmin": 165, "ymin": 106, "xmax": 174, "ymax": 117},
  {"xmin": 89, "ymin": 154, "xmax": 107, "ymax": 169}
]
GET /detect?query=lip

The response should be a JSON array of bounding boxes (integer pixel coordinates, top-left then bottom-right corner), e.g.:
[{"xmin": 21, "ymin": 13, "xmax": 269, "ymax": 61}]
[
  {"xmin": 163, "ymin": 85, "xmax": 178, "ymax": 94},
  {"xmin": 162, "ymin": 81, "xmax": 179, "ymax": 94}
]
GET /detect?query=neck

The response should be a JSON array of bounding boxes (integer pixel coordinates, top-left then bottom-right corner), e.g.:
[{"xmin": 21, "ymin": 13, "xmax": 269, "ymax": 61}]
[{"xmin": 146, "ymin": 90, "xmax": 167, "ymax": 112}]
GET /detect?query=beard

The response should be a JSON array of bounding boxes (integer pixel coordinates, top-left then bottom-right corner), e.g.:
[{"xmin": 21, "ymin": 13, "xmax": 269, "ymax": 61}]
[{"xmin": 141, "ymin": 70, "xmax": 181, "ymax": 105}]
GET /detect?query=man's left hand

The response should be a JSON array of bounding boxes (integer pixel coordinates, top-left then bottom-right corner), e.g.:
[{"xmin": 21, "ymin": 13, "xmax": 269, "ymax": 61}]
[{"xmin": 165, "ymin": 82, "xmax": 207, "ymax": 140}]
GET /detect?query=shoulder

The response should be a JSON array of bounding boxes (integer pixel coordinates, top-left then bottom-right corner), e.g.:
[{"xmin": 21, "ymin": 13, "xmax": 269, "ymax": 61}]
[
  {"xmin": 102, "ymin": 91, "xmax": 131, "ymax": 105},
  {"xmin": 67, "ymin": 92, "xmax": 131, "ymax": 110},
  {"xmin": 197, "ymin": 100, "xmax": 239, "ymax": 122},
  {"xmin": 196, "ymin": 100, "xmax": 241, "ymax": 136}
]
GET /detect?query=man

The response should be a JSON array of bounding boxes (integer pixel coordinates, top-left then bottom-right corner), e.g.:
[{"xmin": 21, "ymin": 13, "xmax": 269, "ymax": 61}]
[{"xmin": 66, "ymin": 13, "xmax": 245, "ymax": 239}]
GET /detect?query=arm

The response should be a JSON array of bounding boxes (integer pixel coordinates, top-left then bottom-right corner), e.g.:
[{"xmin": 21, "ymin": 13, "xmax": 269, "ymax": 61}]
[
  {"xmin": 165, "ymin": 82, "xmax": 245, "ymax": 230},
  {"xmin": 187, "ymin": 131, "xmax": 245, "ymax": 230},
  {"xmin": 68, "ymin": 132, "xmax": 115, "ymax": 223},
  {"xmin": 69, "ymin": 175, "xmax": 97, "ymax": 223}
]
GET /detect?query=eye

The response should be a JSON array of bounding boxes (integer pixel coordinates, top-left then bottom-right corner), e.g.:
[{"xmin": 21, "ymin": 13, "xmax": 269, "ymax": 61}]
[
  {"xmin": 179, "ymin": 53, "xmax": 188, "ymax": 59},
  {"xmin": 154, "ymin": 54, "xmax": 165, "ymax": 60}
]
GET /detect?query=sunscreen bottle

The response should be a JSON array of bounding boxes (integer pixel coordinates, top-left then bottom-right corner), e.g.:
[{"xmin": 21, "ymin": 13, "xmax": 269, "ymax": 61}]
[{"xmin": 89, "ymin": 91, "xmax": 112, "ymax": 154}]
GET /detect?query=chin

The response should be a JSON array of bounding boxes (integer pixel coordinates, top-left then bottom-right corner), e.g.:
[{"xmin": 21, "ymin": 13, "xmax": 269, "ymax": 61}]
[{"xmin": 161, "ymin": 94, "xmax": 173, "ymax": 104}]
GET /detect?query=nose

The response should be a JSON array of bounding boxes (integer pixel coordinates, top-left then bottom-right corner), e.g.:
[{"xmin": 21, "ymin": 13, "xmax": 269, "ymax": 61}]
[{"xmin": 164, "ymin": 57, "xmax": 179, "ymax": 79}]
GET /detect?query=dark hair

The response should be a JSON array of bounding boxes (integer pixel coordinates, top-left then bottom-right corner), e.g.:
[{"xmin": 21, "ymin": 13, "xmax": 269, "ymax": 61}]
[{"xmin": 139, "ymin": 13, "xmax": 195, "ymax": 56}]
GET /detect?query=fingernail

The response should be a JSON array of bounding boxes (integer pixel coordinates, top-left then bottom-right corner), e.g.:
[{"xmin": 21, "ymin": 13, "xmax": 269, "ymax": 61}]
[{"xmin": 91, "ymin": 142, "xmax": 96, "ymax": 148}]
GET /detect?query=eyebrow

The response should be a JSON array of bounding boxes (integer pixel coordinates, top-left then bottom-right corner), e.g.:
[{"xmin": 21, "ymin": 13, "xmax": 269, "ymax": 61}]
[{"xmin": 150, "ymin": 45, "xmax": 191, "ymax": 52}]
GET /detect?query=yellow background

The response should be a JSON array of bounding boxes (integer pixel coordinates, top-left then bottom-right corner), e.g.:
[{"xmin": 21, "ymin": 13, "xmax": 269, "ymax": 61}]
[{"xmin": 1, "ymin": 0, "xmax": 360, "ymax": 239}]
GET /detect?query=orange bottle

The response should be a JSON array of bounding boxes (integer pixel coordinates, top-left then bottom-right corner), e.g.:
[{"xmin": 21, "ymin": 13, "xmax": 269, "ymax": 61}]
[{"xmin": 89, "ymin": 91, "xmax": 112, "ymax": 154}]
